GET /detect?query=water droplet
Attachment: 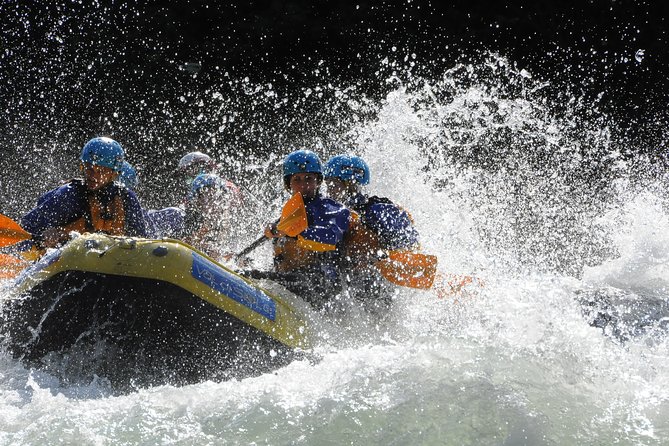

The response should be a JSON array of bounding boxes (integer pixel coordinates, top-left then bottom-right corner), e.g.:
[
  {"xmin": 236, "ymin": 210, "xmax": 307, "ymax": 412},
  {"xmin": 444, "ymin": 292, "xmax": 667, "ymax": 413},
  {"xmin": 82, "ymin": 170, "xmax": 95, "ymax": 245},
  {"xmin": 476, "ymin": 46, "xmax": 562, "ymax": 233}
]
[{"xmin": 635, "ymin": 49, "xmax": 645, "ymax": 63}]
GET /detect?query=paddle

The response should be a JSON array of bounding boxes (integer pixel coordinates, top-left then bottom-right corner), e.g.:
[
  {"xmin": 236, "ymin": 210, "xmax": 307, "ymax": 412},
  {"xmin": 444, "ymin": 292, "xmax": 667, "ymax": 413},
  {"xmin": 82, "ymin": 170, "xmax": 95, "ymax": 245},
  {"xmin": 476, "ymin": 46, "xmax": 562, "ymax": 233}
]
[
  {"xmin": 375, "ymin": 250, "xmax": 481, "ymax": 296},
  {"xmin": 234, "ymin": 192, "xmax": 308, "ymax": 260},
  {"xmin": 432, "ymin": 272, "xmax": 480, "ymax": 299},
  {"xmin": 0, "ymin": 253, "xmax": 29, "ymax": 280},
  {"xmin": 0, "ymin": 213, "xmax": 32, "ymax": 248},
  {"xmin": 0, "ymin": 214, "xmax": 42, "ymax": 279},
  {"xmin": 276, "ymin": 192, "xmax": 308, "ymax": 236},
  {"xmin": 376, "ymin": 250, "xmax": 438, "ymax": 289}
]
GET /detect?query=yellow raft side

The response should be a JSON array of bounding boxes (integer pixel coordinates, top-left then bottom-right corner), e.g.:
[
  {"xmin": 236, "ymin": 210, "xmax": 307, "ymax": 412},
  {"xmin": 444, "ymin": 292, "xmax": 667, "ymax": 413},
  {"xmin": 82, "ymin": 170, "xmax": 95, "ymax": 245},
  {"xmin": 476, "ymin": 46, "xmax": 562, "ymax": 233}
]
[{"xmin": 12, "ymin": 234, "xmax": 311, "ymax": 349}]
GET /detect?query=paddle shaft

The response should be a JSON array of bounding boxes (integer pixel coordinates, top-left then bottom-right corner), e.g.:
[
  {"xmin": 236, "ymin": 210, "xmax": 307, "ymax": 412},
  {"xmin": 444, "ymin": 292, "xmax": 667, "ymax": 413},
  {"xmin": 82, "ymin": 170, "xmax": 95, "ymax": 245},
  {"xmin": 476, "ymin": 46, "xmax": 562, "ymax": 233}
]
[{"xmin": 235, "ymin": 235, "xmax": 268, "ymax": 260}]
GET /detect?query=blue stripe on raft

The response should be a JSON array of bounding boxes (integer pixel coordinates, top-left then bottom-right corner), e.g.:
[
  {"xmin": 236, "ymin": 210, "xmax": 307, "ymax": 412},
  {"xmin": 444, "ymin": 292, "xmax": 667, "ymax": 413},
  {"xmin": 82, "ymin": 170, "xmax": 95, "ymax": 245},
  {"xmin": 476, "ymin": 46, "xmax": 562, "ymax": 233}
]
[{"xmin": 191, "ymin": 252, "xmax": 276, "ymax": 321}]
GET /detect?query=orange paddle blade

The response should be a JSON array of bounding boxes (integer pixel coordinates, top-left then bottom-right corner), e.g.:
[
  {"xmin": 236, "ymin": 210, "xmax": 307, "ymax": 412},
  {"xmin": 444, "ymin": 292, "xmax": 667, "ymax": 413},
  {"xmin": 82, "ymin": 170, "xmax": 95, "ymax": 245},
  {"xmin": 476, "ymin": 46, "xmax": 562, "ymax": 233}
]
[
  {"xmin": 433, "ymin": 273, "xmax": 476, "ymax": 299},
  {"xmin": 376, "ymin": 250, "xmax": 438, "ymax": 289},
  {"xmin": 0, "ymin": 213, "xmax": 32, "ymax": 248},
  {"xmin": 276, "ymin": 192, "xmax": 308, "ymax": 237},
  {"xmin": 0, "ymin": 253, "xmax": 29, "ymax": 280}
]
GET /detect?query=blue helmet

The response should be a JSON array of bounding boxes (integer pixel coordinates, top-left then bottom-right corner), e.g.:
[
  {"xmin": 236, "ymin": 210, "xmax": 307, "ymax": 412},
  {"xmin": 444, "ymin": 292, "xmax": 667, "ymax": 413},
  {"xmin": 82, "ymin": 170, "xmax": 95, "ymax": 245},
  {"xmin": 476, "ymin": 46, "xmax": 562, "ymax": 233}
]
[
  {"xmin": 283, "ymin": 150, "xmax": 323, "ymax": 177},
  {"xmin": 324, "ymin": 154, "xmax": 370, "ymax": 186},
  {"xmin": 189, "ymin": 173, "xmax": 227, "ymax": 200},
  {"xmin": 80, "ymin": 137, "xmax": 125, "ymax": 172},
  {"xmin": 118, "ymin": 161, "xmax": 138, "ymax": 189}
]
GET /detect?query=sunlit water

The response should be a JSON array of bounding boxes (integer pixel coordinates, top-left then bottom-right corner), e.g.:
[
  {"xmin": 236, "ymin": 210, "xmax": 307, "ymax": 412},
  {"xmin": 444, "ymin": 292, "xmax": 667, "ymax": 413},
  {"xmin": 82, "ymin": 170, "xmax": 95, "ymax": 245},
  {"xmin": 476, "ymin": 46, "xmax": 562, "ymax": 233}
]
[{"xmin": 2, "ymin": 57, "xmax": 669, "ymax": 445}]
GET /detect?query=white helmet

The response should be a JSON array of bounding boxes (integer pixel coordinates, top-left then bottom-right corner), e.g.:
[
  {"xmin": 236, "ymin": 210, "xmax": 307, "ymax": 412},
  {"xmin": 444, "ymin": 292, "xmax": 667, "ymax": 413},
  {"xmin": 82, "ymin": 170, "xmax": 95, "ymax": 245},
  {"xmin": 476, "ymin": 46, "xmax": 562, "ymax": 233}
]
[
  {"xmin": 177, "ymin": 151, "xmax": 218, "ymax": 186},
  {"xmin": 178, "ymin": 151, "xmax": 215, "ymax": 171}
]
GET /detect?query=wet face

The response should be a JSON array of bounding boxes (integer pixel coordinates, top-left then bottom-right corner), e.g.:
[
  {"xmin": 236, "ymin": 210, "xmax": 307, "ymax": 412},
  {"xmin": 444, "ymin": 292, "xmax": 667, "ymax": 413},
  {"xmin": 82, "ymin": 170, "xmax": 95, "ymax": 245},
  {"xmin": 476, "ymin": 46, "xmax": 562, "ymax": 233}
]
[
  {"xmin": 83, "ymin": 163, "xmax": 119, "ymax": 191},
  {"xmin": 289, "ymin": 172, "xmax": 321, "ymax": 199}
]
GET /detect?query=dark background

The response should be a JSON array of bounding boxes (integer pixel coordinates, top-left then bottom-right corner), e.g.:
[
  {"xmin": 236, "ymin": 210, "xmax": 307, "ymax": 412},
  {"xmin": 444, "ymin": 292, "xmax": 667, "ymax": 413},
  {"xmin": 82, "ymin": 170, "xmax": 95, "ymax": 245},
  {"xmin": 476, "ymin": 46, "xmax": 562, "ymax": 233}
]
[{"xmin": 2, "ymin": 0, "xmax": 668, "ymax": 209}]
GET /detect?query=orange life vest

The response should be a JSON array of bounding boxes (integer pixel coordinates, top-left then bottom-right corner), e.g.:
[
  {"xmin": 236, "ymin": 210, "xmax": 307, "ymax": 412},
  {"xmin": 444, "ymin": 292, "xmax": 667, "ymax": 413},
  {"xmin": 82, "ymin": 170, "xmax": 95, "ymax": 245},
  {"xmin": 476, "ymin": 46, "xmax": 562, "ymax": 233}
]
[
  {"xmin": 62, "ymin": 191, "xmax": 126, "ymax": 236},
  {"xmin": 273, "ymin": 237, "xmax": 319, "ymax": 273}
]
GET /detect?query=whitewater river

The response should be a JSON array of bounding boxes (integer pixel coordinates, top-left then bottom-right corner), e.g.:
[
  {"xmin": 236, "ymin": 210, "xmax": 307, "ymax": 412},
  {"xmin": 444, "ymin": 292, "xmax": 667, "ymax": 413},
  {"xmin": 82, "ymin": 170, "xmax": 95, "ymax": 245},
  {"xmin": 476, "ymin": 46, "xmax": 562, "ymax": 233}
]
[{"xmin": 2, "ymin": 58, "xmax": 669, "ymax": 445}]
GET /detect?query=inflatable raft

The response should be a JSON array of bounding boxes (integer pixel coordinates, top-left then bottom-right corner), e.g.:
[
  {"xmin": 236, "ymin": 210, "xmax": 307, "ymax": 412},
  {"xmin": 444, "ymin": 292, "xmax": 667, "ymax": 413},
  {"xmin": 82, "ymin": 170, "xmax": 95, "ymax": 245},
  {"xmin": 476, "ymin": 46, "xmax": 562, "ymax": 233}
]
[{"xmin": 0, "ymin": 233, "xmax": 311, "ymax": 390}]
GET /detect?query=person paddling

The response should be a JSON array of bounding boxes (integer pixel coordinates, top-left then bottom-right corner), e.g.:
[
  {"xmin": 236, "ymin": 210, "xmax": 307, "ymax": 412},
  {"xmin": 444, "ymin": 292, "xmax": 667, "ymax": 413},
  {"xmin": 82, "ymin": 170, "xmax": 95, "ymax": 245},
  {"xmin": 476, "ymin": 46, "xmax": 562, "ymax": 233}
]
[
  {"xmin": 184, "ymin": 173, "xmax": 238, "ymax": 258},
  {"xmin": 249, "ymin": 150, "xmax": 351, "ymax": 309},
  {"xmin": 146, "ymin": 174, "xmax": 239, "ymax": 257},
  {"xmin": 324, "ymin": 154, "xmax": 420, "ymax": 308},
  {"xmin": 20, "ymin": 137, "xmax": 148, "ymax": 250}
]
